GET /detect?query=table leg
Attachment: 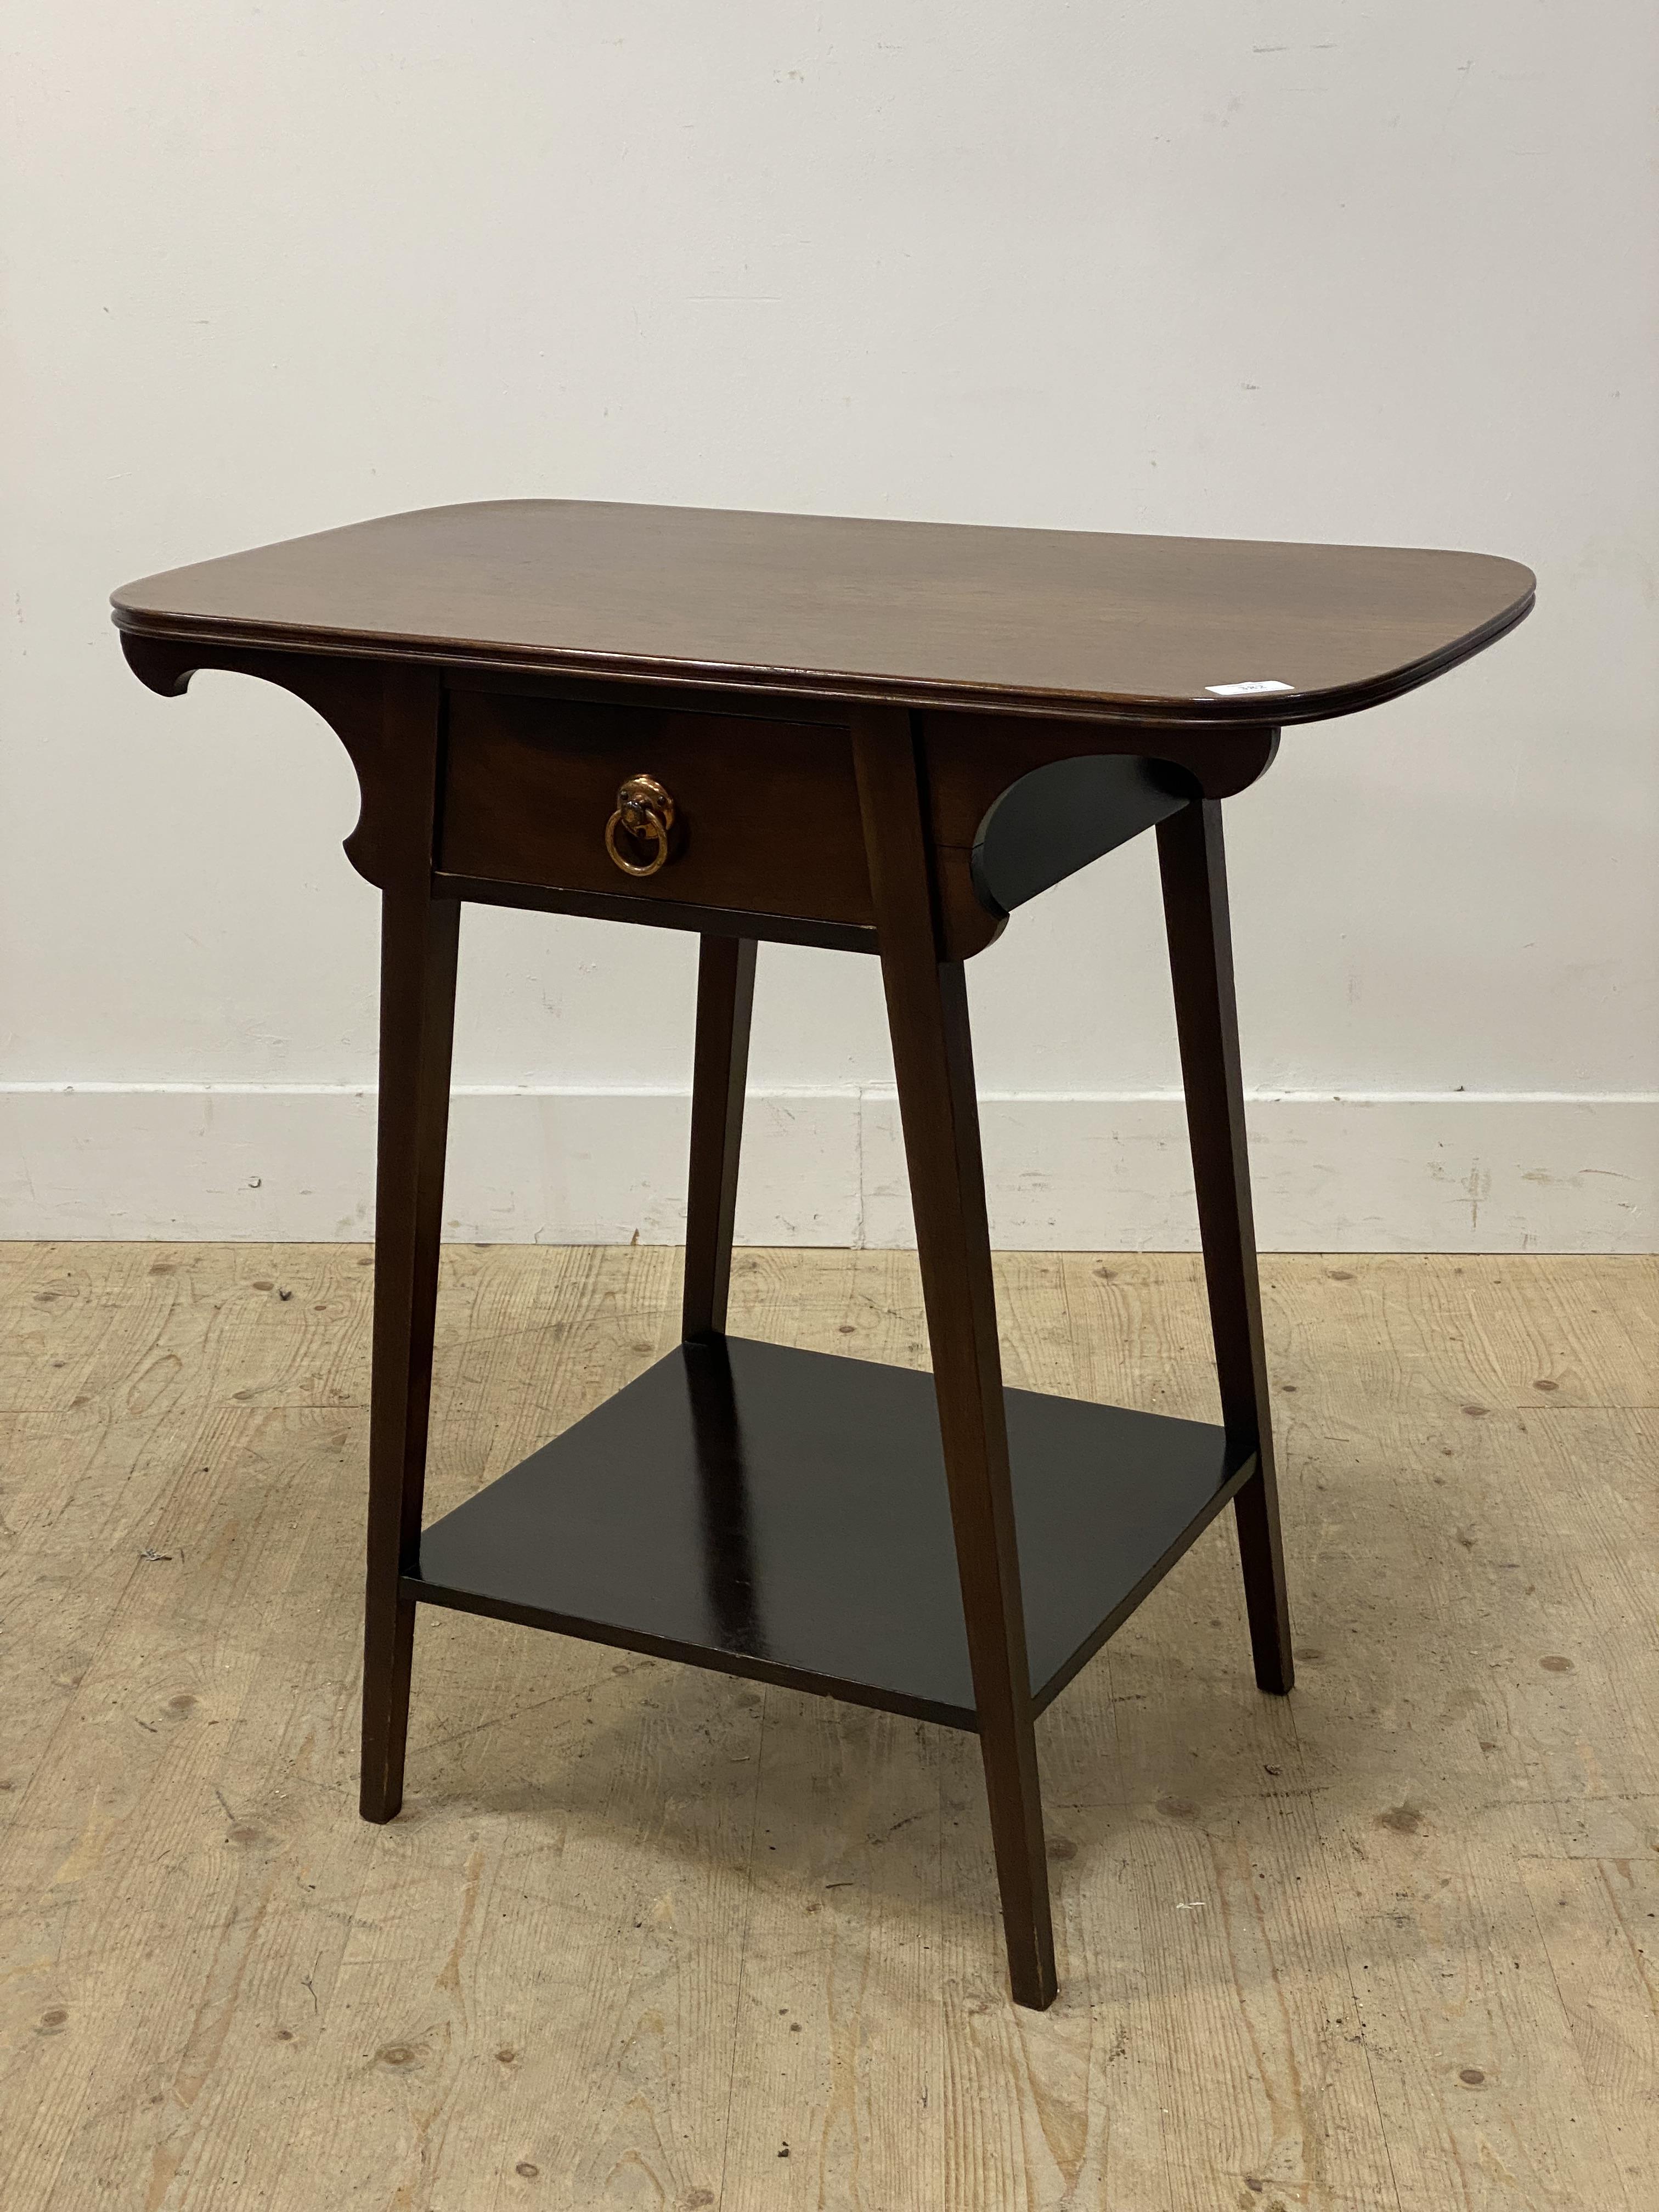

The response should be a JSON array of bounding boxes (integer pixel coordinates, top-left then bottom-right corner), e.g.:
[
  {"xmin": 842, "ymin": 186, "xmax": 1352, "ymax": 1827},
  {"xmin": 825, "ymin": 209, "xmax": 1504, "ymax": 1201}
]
[
  {"xmin": 853, "ymin": 709, "xmax": 1057, "ymax": 2010},
  {"xmin": 1157, "ymin": 798, "xmax": 1295, "ymax": 1695},
  {"xmin": 682, "ymin": 935, "xmax": 758, "ymax": 1342},
  {"xmin": 360, "ymin": 887, "xmax": 461, "ymax": 1820}
]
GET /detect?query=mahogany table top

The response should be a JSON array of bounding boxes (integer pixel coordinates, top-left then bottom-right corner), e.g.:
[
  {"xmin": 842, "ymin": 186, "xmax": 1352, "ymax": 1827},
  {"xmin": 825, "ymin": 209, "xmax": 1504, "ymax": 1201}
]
[{"xmin": 113, "ymin": 499, "xmax": 1534, "ymax": 727}]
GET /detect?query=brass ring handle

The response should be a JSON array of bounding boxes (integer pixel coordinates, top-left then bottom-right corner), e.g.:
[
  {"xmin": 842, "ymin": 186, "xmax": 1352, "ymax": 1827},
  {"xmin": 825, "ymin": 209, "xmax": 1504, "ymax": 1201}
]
[{"xmin": 604, "ymin": 772, "xmax": 676, "ymax": 877}]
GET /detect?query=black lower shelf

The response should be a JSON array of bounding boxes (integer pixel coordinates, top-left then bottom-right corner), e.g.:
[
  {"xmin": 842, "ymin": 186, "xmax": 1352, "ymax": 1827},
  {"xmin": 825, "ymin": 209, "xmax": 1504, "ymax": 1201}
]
[{"xmin": 409, "ymin": 1337, "xmax": 1252, "ymax": 1730}]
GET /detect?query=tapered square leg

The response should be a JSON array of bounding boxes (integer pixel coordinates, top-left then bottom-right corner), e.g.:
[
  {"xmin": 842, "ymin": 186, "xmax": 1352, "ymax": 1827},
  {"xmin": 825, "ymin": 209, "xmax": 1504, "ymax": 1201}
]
[
  {"xmin": 352, "ymin": 667, "xmax": 461, "ymax": 1821},
  {"xmin": 360, "ymin": 882, "xmax": 461, "ymax": 1822},
  {"xmin": 1158, "ymin": 798, "xmax": 1294, "ymax": 1695},
  {"xmin": 682, "ymin": 935, "xmax": 757, "ymax": 1343},
  {"xmin": 853, "ymin": 708, "xmax": 1057, "ymax": 2010}
]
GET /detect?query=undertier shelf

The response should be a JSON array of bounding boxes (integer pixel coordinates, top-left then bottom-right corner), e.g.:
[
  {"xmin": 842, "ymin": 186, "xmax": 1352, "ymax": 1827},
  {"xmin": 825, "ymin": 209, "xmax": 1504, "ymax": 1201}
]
[{"xmin": 410, "ymin": 1337, "xmax": 1254, "ymax": 1730}]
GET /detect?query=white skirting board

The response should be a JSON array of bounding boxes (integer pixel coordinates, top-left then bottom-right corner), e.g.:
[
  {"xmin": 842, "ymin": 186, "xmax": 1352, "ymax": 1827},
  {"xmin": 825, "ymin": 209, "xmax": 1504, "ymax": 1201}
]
[{"xmin": 0, "ymin": 1085, "xmax": 1650, "ymax": 1252}]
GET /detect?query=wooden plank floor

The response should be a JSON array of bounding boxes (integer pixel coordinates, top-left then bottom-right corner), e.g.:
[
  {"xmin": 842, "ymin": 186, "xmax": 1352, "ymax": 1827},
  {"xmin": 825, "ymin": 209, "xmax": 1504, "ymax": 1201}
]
[{"xmin": 0, "ymin": 1246, "xmax": 1652, "ymax": 2211}]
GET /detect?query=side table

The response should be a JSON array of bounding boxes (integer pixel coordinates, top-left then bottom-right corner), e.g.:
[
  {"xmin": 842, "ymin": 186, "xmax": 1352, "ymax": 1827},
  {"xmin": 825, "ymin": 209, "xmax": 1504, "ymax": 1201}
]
[{"xmin": 114, "ymin": 501, "xmax": 1533, "ymax": 2007}]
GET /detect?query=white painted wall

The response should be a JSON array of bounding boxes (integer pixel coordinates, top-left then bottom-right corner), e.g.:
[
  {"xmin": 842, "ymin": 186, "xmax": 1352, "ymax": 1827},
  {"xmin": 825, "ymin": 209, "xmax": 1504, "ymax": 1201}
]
[{"xmin": 2, "ymin": 4, "xmax": 1654, "ymax": 1249}]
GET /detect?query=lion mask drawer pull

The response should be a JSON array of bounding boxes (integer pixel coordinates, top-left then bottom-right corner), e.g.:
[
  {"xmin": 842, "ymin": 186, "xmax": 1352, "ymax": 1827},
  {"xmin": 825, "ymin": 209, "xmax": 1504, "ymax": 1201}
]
[{"xmin": 605, "ymin": 773, "xmax": 676, "ymax": 877}]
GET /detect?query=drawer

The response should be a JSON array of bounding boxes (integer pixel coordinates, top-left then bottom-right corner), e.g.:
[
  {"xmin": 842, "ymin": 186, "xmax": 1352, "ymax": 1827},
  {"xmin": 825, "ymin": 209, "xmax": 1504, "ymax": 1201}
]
[{"xmin": 438, "ymin": 688, "xmax": 873, "ymax": 927}]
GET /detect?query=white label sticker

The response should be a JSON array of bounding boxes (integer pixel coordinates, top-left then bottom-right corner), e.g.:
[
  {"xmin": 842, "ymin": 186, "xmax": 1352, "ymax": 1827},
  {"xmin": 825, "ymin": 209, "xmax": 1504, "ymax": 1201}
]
[{"xmin": 1204, "ymin": 679, "xmax": 1295, "ymax": 697}]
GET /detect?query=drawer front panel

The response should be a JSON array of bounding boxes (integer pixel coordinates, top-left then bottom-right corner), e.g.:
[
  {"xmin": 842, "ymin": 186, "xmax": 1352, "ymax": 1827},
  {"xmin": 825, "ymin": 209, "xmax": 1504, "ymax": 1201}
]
[{"xmin": 440, "ymin": 690, "xmax": 872, "ymax": 926}]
